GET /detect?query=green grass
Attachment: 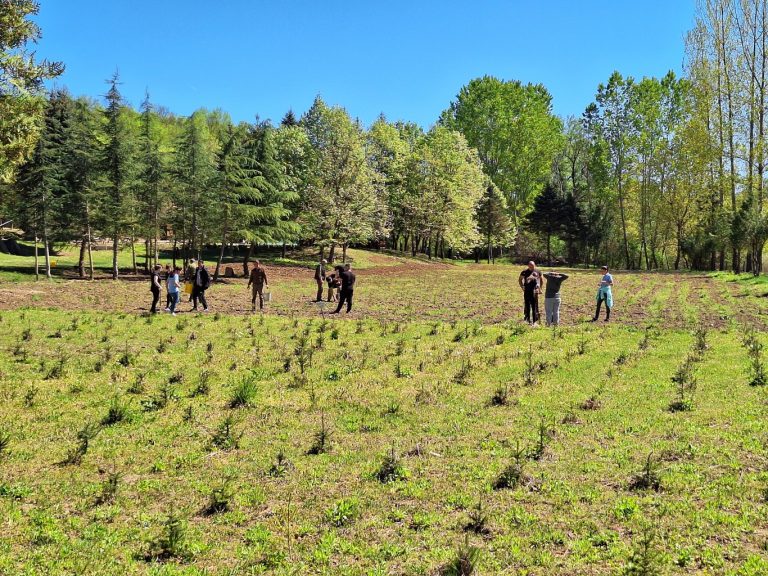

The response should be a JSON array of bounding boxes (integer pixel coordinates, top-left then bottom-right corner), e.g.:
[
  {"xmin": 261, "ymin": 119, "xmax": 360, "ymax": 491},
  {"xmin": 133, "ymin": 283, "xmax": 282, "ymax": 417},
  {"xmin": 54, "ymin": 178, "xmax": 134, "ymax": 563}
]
[{"xmin": 0, "ymin": 304, "xmax": 767, "ymax": 575}]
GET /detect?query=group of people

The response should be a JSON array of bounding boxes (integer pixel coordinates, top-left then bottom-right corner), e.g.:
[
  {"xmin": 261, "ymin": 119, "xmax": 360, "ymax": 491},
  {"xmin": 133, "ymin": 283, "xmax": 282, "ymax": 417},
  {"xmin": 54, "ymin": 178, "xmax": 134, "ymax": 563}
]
[
  {"xmin": 314, "ymin": 259, "xmax": 357, "ymax": 314},
  {"xmin": 149, "ymin": 259, "xmax": 211, "ymax": 315},
  {"xmin": 518, "ymin": 261, "xmax": 613, "ymax": 326}
]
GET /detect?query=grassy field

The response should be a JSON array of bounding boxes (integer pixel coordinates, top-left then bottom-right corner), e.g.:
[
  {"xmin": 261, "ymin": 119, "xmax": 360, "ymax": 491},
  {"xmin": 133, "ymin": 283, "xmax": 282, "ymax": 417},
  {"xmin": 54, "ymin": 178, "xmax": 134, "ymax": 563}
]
[{"xmin": 1, "ymin": 255, "xmax": 768, "ymax": 575}]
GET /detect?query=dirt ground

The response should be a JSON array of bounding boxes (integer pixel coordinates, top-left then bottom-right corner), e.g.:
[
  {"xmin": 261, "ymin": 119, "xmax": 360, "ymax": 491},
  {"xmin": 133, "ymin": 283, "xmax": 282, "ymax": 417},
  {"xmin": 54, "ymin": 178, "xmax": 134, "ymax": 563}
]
[{"xmin": 1, "ymin": 258, "xmax": 763, "ymax": 330}]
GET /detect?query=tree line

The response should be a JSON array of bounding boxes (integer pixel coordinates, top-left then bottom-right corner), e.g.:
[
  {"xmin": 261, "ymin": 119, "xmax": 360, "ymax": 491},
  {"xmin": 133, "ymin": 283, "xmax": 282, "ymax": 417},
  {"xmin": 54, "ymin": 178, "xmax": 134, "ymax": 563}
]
[{"xmin": 3, "ymin": 0, "xmax": 768, "ymax": 276}]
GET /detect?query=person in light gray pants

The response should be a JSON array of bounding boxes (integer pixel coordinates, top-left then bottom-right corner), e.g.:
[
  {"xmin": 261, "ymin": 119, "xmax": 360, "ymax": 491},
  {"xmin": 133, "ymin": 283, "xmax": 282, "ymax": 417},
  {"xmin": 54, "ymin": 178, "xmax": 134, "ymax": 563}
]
[{"xmin": 542, "ymin": 272, "xmax": 569, "ymax": 326}]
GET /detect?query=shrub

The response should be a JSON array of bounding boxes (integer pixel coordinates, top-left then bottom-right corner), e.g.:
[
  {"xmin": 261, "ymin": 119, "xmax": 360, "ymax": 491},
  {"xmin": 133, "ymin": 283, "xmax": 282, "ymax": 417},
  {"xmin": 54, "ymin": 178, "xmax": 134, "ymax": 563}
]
[
  {"xmin": 204, "ymin": 477, "xmax": 234, "ymax": 515},
  {"xmin": 464, "ymin": 498, "xmax": 490, "ymax": 535},
  {"xmin": 629, "ymin": 453, "xmax": 662, "ymax": 492},
  {"xmin": 308, "ymin": 413, "xmax": 331, "ymax": 455},
  {"xmin": 63, "ymin": 422, "xmax": 101, "ymax": 465},
  {"xmin": 0, "ymin": 430, "xmax": 10, "ymax": 459},
  {"xmin": 441, "ymin": 535, "xmax": 481, "ymax": 576},
  {"xmin": 210, "ymin": 415, "xmax": 241, "ymax": 451},
  {"xmin": 622, "ymin": 525, "xmax": 662, "ymax": 576},
  {"xmin": 268, "ymin": 451, "xmax": 293, "ymax": 477},
  {"xmin": 102, "ymin": 396, "xmax": 130, "ymax": 426},
  {"xmin": 229, "ymin": 375, "xmax": 258, "ymax": 408},
  {"xmin": 94, "ymin": 471, "xmax": 121, "ymax": 505},
  {"xmin": 325, "ymin": 497, "xmax": 359, "ymax": 527},
  {"xmin": 375, "ymin": 447, "xmax": 408, "ymax": 483},
  {"xmin": 146, "ymin": 510, "xmax": 191, "ymax": 561}
]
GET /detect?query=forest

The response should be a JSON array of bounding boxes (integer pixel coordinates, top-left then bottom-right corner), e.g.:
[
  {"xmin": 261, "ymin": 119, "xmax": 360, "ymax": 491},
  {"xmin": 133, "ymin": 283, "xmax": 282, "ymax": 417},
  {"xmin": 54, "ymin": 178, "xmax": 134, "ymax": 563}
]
[{"xmin": 2, "ymin": 0, "xmax": 768, "ymax": 277}]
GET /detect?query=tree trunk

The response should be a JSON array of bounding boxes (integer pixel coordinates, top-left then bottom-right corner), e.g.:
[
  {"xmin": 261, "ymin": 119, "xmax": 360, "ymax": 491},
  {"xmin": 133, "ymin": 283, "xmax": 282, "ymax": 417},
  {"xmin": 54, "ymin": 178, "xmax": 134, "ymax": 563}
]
[
  {"xmin": 130, "ymin": 233, "xmax": 137, "ymax": 275},
  {"xmin": 43, "ymin": 227, "xmax": 51, "ymax": 280},
  {"xmin": 282, "ymin": 241, "xmax": 287, "ymax": 258},
  {"xmin": 243, "ymin": 242, "xmax": 254, "ymax": 277},
  {"xmin": 112, "ymin": 235, "xmax": 119, "ymax": 280},
  {"xmin": 342, "ymin": 243, "xmax": 348, "ymax": 263},
  {"xmin": 34, "ymin": 232, "xmax": 39, "ymax": 281},
  {"xmin": 78, "ymin": 237, "xmax": 87, "ymax": 278},
  {"xmin": 328, "ymin": 243, "xmax": 336, "ymax": 263},
  {"xmin": 214, "ymin": 234, "xmax": 226, "ymax": 281},
  {"xmin": 86, "ymin": 201, "xmax": 94, "ymax": 280}
]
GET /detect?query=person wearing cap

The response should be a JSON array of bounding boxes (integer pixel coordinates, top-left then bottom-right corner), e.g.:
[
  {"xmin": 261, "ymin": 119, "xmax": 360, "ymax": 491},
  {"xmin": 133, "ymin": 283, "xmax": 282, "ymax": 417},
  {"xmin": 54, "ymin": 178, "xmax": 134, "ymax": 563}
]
[
  {"xmin": 247, "ymin": 259, "xmax": 269, "ymax": 311},
  {"xmin": 591, "ymin": 266, "xmax": 613, "ymax": 322},
  {"xmin": 542, "ymin": 270, "xmax": 569, "ymax": 326},
  {"xmin": 314, "ymin": 258, "xmax": 327, "ymax": 302}
]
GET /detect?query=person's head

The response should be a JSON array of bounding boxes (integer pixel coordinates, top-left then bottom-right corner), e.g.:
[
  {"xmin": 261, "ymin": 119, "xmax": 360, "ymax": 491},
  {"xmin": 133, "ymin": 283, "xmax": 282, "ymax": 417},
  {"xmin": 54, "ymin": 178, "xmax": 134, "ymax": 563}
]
[
  {"xmin": 174, "ymin": 266, "xmax": 181, "ymax": 273},
  {"xmin": 321, "ymin": 259, "xmax": 327, "ymax": 265},
  {"xmin": 165, "ymin": 264, "xmax": 170, "ymax": 270},
  {"xmin": 335, "ymin": 265, "xmax": 343, "ymax": 273},
  {"xmin": 527, "ymin": 261, "xmax": 536, "ymax": 271},
  {"xmin": 254, "ymin": 259, "xmax": 261, "ymax": 268},
  {"xmin": 153, "ymin": 264, "xmax": 161, "ymax": 271},
  {"xmin": 601, "ymin": 265, "xmax": 609, "ymax": 273},
  {"xmin": 198, "ymin": 260, "xmax": 205, "ymax": 268},
  {"xmin": 344, "ymin": 263, "xmax": 351, "ymax": 271}
]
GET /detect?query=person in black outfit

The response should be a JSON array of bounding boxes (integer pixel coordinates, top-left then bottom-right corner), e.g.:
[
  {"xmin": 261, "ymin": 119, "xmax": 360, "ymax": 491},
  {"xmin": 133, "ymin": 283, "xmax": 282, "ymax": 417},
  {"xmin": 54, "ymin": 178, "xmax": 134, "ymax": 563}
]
[
  {"xmin": 191, "ymin": 260, "xmax": 210, "ymax": 311},
  {"xmin": 331, "ymin": 263, "xmax": 356, "ymax": 314},
  {"xmin": 518, "ymin": 261, "xmax": 541, "ymax": 325},
  {"xmin": 150, "ymin": 264, "xmax": 162, "ymax": 313}
]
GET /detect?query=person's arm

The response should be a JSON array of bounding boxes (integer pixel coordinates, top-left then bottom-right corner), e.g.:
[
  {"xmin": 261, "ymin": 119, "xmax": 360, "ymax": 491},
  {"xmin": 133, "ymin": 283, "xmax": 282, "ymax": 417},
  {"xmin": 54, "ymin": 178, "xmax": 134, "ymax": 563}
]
[
  {"xmin": 264, "ymin": 270, "xmax": 268, "ymax": 287},
  {"xmin": 560, "ymin": 273, "xmax": 569, "ymax": 280},
  {"xmin": 247, "ymin": 271, "xmax": 252, "ymax": 288},
  {"xmin": 518, "ymin": 272, "xmax": 525, "ymax": 289}
]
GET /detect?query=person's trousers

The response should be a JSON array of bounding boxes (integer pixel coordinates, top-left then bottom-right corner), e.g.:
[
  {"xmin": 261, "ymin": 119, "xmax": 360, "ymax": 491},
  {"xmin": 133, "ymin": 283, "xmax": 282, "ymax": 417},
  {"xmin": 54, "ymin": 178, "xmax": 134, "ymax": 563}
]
[
  {"xmin": 544, "ymin": 297, "xmax": 561, "ymax": 326},
  {"xmin": 150, "ymin": 289, "xmax": 160, "ymax": 313},
  {"xmin": 192, "ymin": 286, "xmax": 208, "ymax": 310},
  {"xmin": 168, "ymin": 292, "xmax": 179, "ymax": 313},
  {"xmin": 594, "ymin": 294, "xmax": 611, "ymax": 320},
  {"xmin": 524, "ymin": 292, "xmax": 539, "ymax": 323},
  {"xmin": 252, "ymin": 285, "xmax": 264, "ymax": 310},
  {"xmin": 316, "ymin": 279, "xmax": 324, "ymax": 301},
  {"xmin": 165, "ymin": 291, "xmax": 172, "ymax": 309},
  {"xmin": 334, "ymin": 289, "xmax": 353, "ymax": 313}
]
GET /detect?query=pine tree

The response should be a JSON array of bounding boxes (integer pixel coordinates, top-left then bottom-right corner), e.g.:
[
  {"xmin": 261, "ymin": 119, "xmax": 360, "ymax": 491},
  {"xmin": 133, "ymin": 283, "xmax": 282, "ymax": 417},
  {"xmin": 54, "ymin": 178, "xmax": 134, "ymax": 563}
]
[
  {"xmin": 137, "ymin": 91, "xmax": 164, "ymax": 270},
  {"xmin": 527, "ymin": 183, "xmax": 568, "ymax": 263},
  {"xmin": 62, "ymin": 97, "xmax": 101, "ymax": 278},
  {"xmin": 476, "ymin": 184, "xmax": 513, "ymax": 263},
  {"xmin": 101, "ymin": 73, "xmax": 135, "ymax": 280},
  {"xmin": 14, "ymin": 89, "xmax": 72, "ymax": 279}
]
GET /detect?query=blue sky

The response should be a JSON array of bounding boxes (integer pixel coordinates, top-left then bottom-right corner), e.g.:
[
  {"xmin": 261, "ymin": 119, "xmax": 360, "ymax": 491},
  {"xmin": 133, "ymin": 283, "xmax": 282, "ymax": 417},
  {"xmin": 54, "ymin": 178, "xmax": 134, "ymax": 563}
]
[{"xmin": 34, "ymin": 0, "xmax": 696, "ymax": 127}]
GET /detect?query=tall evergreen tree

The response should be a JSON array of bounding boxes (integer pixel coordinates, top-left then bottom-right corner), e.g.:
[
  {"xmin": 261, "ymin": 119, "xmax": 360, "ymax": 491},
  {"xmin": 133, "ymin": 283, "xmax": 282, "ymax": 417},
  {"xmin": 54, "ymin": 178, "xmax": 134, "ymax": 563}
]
[
  {"xmin": 137, "ymin": 91, "xmax": 164, "ymax": 270},
  {"xmin": 476, "ymin": 183, "xmax": 513, "ymax": 263},
  {"xmin": 101, "ymin": 72, "xmax": 135, "ymax": 279}
]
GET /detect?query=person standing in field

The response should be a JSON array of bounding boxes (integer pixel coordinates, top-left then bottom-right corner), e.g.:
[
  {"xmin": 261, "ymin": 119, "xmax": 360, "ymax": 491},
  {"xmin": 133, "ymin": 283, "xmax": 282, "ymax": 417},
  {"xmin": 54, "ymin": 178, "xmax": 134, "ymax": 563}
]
[
  {"xmin": 150, "ymin": 264, "xmax": 162, "ymax": 313},
  {"xmin": 164, "ymin": 264, "xmax": 172, "ymax": 311},
  {"xmin": 518, "ymin": 261, "xmax": 541, "ymax": 325},
  {"xmin": 166, "ymin": 266, "xmax": 181, "ymax": 315},
  {"xmin": 326, "ymin": 270, "xmax": 340, "ymax": 302},
  {"xmin": 192, "ymin": 260, "xmax": 210, "ymax": 312},
  {"xmin": 542, "ymin": 271, "xmax": 569, "ymax": 326},
  {"xmin": 331, "ymin": 263, "xmax": 356, "ymax": 314},
  {"xmin": 314, "ymin": 258, "xmax": 327, "ymax": 302},
  {"xmin": 591, "ymin": 265, "xmax": 613, "ymax": 322},
  {"xmin": 247, "ymin": 260, "xmax": 269, "ymax": 311}
]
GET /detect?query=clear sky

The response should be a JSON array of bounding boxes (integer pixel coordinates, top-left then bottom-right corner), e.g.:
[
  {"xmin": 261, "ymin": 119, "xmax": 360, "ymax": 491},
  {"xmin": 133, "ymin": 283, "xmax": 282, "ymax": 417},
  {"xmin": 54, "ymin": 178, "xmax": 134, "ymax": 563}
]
[{"xmin": 34, "ymin": 0, "xmax": 696, "ymax": 127}]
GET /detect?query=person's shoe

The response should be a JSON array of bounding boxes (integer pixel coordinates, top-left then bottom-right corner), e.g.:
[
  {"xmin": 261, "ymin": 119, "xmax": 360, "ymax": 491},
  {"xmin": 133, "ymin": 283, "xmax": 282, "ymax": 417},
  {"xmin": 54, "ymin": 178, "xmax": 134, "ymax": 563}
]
[
  {"xmin": 203, "ymin": 308, "xmax": 209, "ymax": 312},
  {"xmin": 171, "ymin": 312, "xmax": 177, "ymax": 316},
  {"xmin": 604, "ymin": 318, "xmax": 610, "ymax": 322},
  {"xmin": 163, "ymin": 307, "xmax": 170, "ymax": 312},
  {"xmin": 589, "ymin": 318, "xmax": 598, "ymax": 322}
]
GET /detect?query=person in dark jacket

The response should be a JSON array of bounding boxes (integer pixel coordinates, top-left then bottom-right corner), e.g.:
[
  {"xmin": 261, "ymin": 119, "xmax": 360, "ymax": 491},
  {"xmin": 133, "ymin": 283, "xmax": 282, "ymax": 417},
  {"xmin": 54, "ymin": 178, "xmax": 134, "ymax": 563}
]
[
  {"xmin": 150, "ymin": 264, "xmax": 162, "ymax": 313},
  {"xmin": 314, "ymin": 259, "xmax": 327, "ymax": 302},
  {"xmin": 191, "ymin": 260, "xmax": 210, "ymax": 311},
  {"xmin": 247, "ymin": 260, "xmax": 269, "ymax": 311},
  {"xmin": 518, "ymin": 261, "xmax": 541, "ymax": 325},
  {"xmin": 330, "ymin": 263, "xmax": 356, "ymax": 314}
]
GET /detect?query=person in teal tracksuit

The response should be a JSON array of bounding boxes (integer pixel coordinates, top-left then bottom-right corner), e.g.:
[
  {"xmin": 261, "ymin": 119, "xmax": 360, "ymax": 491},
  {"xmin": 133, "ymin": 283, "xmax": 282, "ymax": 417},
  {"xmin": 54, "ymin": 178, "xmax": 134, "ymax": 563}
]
[{"xmin": 591, "ymin": 266, "xmax": 613, "ymax": 322}]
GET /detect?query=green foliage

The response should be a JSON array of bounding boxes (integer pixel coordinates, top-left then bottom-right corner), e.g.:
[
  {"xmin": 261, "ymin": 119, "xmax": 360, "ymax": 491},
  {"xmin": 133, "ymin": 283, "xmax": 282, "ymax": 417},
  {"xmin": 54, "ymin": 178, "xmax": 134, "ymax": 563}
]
[
  {"xmin": 374, "ymin": 447, "xmax": 408, "ymax": 483},
  {"xmin": 441, "ymin": 534, "xmax": 481, "ymax": 576},
  {"xmin": 622, "ymin": 525, "xmax": 662, "ymax": 576},
  {"xmin": 229, "ymin": 374, "xmax": 258, "ymax": 408},
  {"xmin": 325, "ymin": 497, "xmax": 359, "ymax": 527}
]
